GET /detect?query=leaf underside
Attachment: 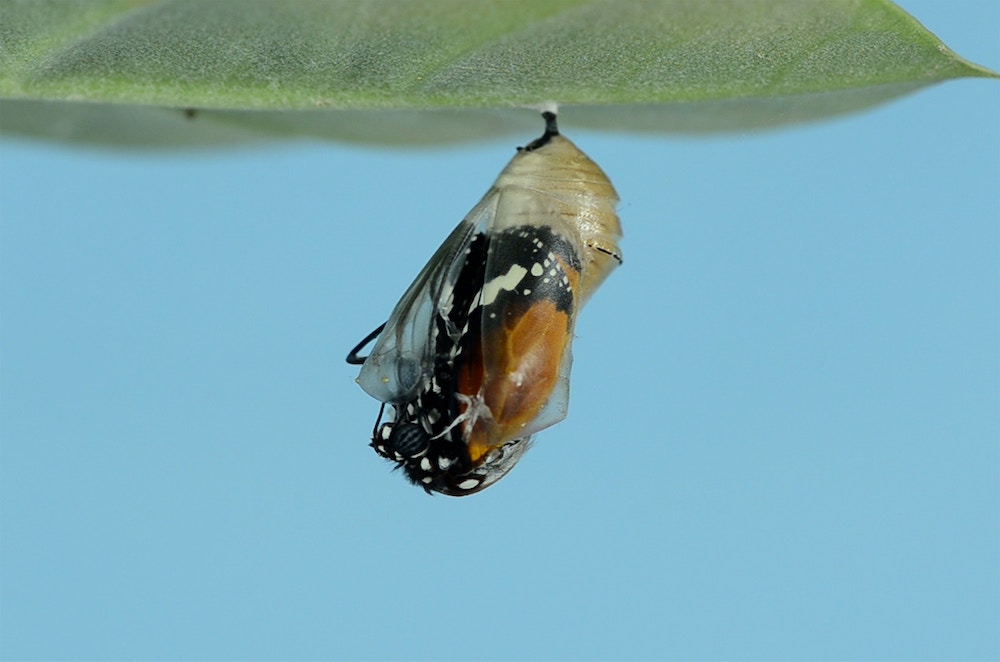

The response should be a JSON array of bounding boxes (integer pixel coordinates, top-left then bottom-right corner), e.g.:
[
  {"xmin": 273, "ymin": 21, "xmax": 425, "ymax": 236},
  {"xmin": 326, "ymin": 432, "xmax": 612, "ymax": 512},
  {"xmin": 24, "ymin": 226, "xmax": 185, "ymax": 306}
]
[{"xmin": 0, "ymin": 0, "xmax": 995, "ymax": 147}]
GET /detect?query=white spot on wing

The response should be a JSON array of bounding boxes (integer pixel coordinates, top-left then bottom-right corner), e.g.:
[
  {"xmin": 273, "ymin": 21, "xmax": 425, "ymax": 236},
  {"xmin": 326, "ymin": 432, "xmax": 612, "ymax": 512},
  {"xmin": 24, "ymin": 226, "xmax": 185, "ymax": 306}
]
[{"xmin": 481, "ymin": 264, "xmax": 528, "ymax": 306}]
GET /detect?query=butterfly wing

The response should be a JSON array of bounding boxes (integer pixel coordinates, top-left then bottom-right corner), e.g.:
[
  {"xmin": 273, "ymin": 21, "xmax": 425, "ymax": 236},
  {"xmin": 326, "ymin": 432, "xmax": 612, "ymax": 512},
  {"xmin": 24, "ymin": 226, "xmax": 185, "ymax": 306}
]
[
  {"xmin": 357, "ymin": 193, "xmax": 498, "ymax": 404},
  {"xmin": 450, "ymin": 188, "xmax": 585, "ymax": 465}
]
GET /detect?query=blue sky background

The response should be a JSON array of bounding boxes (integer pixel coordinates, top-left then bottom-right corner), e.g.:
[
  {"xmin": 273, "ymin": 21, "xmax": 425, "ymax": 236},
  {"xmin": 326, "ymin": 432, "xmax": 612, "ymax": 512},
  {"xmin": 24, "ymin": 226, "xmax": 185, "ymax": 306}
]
[{"xmin": 2, "ymin": 2, "xmax": 997, "ymax": 660}]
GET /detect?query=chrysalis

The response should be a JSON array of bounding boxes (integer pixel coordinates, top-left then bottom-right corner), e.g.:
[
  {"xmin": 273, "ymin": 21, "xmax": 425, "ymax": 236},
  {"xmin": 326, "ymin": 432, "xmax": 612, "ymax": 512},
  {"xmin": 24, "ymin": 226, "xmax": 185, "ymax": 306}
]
[{"xmin": 348, "ymin": 112, "xmax": 622, "ymax": 495}]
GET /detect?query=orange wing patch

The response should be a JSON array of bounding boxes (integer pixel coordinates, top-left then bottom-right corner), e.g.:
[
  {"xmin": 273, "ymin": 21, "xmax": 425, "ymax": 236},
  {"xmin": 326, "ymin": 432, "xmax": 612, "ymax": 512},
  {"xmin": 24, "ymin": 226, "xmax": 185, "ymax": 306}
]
[{"xmin": 462, "ymin": 300, "xmax": 570, "ymax": 462}]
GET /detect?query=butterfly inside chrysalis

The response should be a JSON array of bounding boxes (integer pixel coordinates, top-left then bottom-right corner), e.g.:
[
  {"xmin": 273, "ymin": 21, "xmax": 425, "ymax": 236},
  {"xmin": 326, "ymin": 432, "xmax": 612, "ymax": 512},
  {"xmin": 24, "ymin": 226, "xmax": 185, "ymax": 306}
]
[{"xmin": 347, "ymin": 111, "xmax": 622, "ymax": 496}]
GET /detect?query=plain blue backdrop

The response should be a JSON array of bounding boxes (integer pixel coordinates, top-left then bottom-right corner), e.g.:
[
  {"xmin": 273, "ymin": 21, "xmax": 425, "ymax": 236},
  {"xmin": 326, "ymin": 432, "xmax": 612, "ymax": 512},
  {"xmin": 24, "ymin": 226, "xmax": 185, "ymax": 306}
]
[{"xmin": 2, "ymin": 1, "xmax": 997, "ymax": 660}]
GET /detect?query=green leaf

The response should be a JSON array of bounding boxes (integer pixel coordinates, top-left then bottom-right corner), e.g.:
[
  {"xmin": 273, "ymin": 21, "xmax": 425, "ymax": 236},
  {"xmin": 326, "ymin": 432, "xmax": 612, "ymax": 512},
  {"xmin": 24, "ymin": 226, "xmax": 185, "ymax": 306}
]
[{"xmin": 1, "ymin": 0, "xmax": 995, "ymax": 147}]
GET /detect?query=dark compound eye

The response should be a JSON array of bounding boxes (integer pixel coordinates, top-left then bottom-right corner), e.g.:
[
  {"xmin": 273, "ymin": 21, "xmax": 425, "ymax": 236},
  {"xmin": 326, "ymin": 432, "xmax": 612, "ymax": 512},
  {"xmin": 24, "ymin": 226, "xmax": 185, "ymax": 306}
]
[{"xmin": 388, "ymin": 422, "xmax": 430, "ymax": 459}]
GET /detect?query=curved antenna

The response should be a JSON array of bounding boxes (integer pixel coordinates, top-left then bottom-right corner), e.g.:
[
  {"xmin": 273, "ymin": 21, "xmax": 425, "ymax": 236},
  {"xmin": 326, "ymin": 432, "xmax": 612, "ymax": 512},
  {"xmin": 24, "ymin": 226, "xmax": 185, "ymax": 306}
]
[
  {"xmin": 369, "ymin": 402, "xmax": 387, "ymax": 441},
  {"xmin": 345, "ymin": 321, "xmax": 387, "ymax": 365}
]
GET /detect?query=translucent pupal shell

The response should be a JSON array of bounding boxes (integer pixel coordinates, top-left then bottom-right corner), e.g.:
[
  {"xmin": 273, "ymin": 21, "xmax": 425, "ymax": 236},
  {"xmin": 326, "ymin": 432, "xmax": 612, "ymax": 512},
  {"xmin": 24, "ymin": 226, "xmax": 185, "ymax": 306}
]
[
  {"xmin": 358, "ymin": 129, "xmax": 622, "ymax": 407},
  {"xmin": 493, "ymin": 133, "xmax": 623, "ymax": 306},
  {"xmin": 353, "ymin": 114, "xmax": 622, "ymax": 495}
]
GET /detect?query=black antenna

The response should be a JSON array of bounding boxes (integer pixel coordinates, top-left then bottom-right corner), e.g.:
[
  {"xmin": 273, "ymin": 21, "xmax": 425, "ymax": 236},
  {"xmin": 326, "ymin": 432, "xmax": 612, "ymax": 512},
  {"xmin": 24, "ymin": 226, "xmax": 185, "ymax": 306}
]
[
  {"xmin": 520, "ymin": 111, "xmax": 560, "ymax": 152},
  {"xmin": 346, "ymin": 321, "xmax": 387, "ymax": 365}
]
